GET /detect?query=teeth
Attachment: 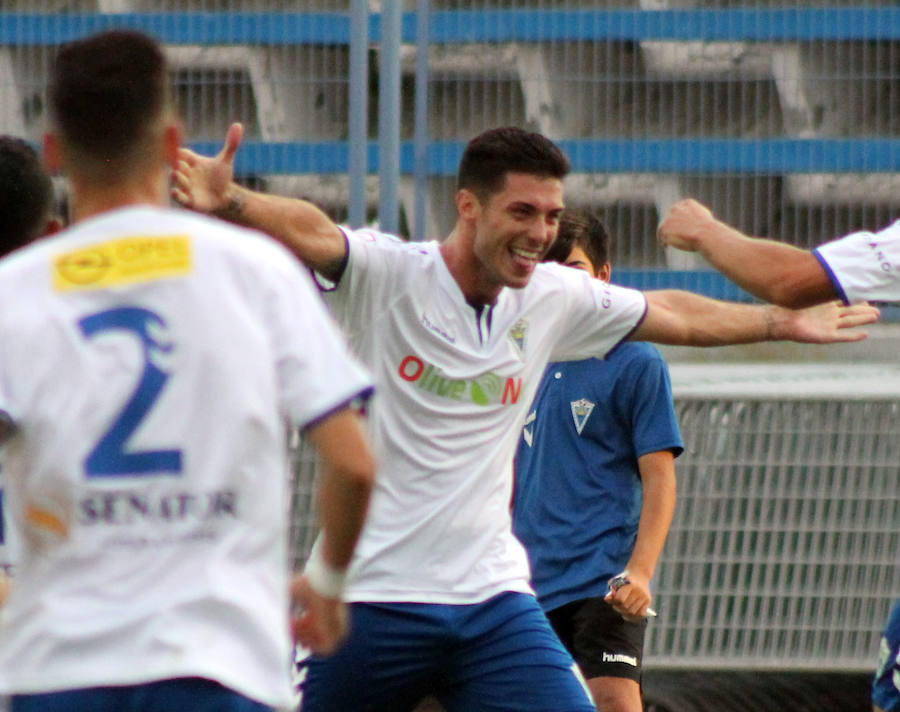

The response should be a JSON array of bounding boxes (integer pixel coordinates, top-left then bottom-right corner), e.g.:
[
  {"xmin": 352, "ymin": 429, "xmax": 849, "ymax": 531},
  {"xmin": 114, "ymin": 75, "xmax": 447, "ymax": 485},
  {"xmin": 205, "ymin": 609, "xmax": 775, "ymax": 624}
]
[{"xmin": 512, "ymin": 247, "xmax": 540, "ymax": 260}]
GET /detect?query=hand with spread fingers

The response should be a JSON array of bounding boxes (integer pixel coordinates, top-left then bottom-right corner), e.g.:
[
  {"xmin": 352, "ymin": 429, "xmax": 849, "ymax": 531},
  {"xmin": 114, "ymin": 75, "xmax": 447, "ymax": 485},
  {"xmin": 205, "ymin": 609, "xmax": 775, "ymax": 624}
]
[
  {"xmin": 777, "ymin": 300, "xmax": 879, "ymax": 345},
  {"xmin": 172, "ymin": 121, "xmax": 244, "ymax": 214}
]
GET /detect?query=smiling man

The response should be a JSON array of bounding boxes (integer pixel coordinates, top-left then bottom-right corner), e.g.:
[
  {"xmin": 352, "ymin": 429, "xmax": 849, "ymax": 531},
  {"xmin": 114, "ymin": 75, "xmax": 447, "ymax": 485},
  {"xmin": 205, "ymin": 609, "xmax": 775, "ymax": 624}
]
[{"xmin": 174, "ymin": 124, "xmax": 878, "ymax": 712}]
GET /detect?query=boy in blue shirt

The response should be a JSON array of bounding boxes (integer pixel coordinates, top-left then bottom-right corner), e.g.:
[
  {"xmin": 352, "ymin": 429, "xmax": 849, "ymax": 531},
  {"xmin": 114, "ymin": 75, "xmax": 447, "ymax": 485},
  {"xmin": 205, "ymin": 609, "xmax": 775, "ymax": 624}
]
[{"xmin": 514, "ymin": 210, "xmax": 683, "ymax": 712}]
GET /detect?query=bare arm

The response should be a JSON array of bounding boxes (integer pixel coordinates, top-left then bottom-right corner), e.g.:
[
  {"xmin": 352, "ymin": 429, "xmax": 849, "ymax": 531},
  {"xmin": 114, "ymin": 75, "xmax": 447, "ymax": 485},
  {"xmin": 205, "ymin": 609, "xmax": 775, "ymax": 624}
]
[
  {"xmin": 172, "ymin": 122, "xmax": 348, "ymax": 280},
  {"xmin": 605, "ymin": 450, "xmax": 676, "ymax": 621},
  {"xmin": 290, "ymin": 407, "xmax": 375, "ymax": 655},
  {"xmin": 633, "ymin": 290, "xmax": 878, "ymax": 346},
  {"xmin": 658, "ymin": 199, "xmax": 838, "ymax": 308},
  {"xmin": 305, "ymin": 408, "xmax": 374, "ymax": 570}
]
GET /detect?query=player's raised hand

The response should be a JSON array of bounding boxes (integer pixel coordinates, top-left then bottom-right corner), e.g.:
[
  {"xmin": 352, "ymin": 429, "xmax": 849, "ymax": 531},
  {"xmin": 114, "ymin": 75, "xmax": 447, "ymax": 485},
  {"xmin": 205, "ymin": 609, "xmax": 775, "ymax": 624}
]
[
  {"xmin": 657, "ymin": 199, "xmax": 717, "ymax": 252},
  {"xmin": 290, "ymin": 572, "xmax": 349, "ymax": 656},
  {"xmin": 172, "ymin": 121, "xmax": 244, "ymax": 214},
  {"xmin": 770, "ymin": 301, "xmax": 879, "ymax": 344}
]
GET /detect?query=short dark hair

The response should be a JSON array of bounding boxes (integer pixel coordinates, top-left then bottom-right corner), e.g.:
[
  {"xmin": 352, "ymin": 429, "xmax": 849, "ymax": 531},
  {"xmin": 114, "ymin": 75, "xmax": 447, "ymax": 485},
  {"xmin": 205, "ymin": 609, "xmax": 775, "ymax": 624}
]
[
  {"xmin": 50, "ymin": 30, "xmax": 169, "ymax": 180},
  {"xmin": 457, "ymin": 126, "xmax": 570, "ymax": 201},
  {"xmin": 543, "ymin": 208, "xmax": 612, "ymax": 270},
  {"xmin": 0, "ymin": 135, "xmax": 54, "ymax": 257}
]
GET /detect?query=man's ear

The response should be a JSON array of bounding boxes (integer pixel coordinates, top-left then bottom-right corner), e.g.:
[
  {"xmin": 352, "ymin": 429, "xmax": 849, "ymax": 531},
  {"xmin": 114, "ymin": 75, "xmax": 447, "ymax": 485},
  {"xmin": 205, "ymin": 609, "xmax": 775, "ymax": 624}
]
[
  {"xmin": 43, "ymin": 217, "xmax": 64, "ymax": 237},
  {"xmin": 42, "ymin": 132, "xmax": 63, "ymax": 174},
  {"xmin": 163, "ymin": 121, "xmax": 183, "ymax": 167},
  {"xmin": 596, "ymin": 262, "xmax": 612, "ymax": 283},
  {"xmin": 456, "ymin": 188, "xmax": 480, "ymax": 221}
]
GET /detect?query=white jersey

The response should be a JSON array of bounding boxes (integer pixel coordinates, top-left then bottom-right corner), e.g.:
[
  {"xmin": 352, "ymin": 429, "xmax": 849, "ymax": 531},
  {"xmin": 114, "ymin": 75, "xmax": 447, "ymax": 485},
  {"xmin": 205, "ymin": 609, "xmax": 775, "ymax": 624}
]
[
  {"xmin": 814, "ymin": 219, "xmax": 900, "ymax": 303},
  {"xmin": 322, "ymin": 228, "xmax": 646, "ymax": 604},
  {"xmin": 0, "ymin": 206, "xmax": 372, "ymax": 707}
]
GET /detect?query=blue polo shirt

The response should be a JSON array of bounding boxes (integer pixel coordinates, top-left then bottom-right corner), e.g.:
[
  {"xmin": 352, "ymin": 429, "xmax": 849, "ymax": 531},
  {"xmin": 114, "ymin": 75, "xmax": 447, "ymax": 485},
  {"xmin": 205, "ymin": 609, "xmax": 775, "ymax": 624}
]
[{"xmin": 512, "ymin": 342, "xmax": 683, "ymax": 613}]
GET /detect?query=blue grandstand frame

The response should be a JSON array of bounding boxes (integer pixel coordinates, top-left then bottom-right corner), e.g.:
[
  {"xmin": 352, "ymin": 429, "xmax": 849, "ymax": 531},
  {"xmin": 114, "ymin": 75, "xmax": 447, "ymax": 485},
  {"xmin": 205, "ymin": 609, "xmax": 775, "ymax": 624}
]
[
  {"xmin": 1, "ymin": 8, "xmax": 899, "ymax": 45},
  {"xmin": 3, "ymin": 7, "xmax": 897, "ymax": 300},
  {"xmin": 4, "ymin": 7, "xmax": 895, "ymax": 177},
  {"xmin": 183, "ymin": 138, "xmax": 900, "ymax": 177}
]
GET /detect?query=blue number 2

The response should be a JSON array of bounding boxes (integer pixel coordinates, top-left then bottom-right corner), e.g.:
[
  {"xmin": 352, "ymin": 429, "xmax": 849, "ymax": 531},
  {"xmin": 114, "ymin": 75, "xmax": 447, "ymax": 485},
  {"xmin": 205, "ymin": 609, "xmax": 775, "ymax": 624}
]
[{"xmin": 79, "ymin": 307, "xmax": 182, "ymax": 477}]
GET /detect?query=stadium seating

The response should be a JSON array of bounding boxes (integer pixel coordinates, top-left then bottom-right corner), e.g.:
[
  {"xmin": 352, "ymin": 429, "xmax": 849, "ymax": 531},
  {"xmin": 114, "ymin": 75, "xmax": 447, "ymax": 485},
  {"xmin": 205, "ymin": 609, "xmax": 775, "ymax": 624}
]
[{"xmin": 2, "ymin": 6, "xmax": 896, "ymax": 280}]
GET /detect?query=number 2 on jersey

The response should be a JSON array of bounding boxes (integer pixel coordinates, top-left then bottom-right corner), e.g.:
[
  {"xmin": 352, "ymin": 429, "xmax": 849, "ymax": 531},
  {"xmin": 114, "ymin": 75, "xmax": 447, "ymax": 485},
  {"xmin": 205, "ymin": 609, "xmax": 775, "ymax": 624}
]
[{"xmin": 79, "ymin": 306, "xmax": 182, "ymax": 477}]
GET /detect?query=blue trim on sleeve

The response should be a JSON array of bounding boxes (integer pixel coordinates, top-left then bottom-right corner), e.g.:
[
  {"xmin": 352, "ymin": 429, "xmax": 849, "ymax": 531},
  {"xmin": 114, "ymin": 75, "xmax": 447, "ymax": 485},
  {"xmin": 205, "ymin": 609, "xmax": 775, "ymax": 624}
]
[
  {"xmin": 311, "ymin": 229, "xmax": 350, "ymax": 293},
  {"xmin": 606, "ymin": 297, "xmax": 649, "ymax": 359},
  {"xmin": 812, "ymin": 248, "xmax": 850, "ymax": 305},
  {"xmin": 301, "ymin": 386, "xmax": 374, "ymax": 432}
]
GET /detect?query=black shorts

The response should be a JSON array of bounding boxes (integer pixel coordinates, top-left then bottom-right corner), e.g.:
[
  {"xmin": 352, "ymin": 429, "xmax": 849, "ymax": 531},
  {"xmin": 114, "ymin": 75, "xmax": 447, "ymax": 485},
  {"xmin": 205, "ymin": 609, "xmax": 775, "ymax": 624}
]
[{"xmin": 546, "ymin": 596, "xmax": 647, "ymax": 682}]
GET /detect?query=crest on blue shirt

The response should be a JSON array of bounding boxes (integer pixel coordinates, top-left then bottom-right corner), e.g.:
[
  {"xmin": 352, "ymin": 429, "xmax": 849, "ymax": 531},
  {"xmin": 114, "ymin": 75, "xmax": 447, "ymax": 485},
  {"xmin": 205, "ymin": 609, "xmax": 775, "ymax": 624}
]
[
  {"xmin": 522, "ymin": 410, "xmax": 536, "ymax": 447},
  {"xmin": 508, "ymin": 318, "xmax": 528, "ymax": 355},
  {"xmin": 570, "ymin": 398, "xmax": 595, "ymax": 435}
]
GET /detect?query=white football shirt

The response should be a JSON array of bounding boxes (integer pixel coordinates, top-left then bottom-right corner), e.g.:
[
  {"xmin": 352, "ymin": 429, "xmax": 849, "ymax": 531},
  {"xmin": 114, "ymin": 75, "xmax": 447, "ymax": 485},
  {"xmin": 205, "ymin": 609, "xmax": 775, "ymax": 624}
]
[
  {"xmin": 0, "ymin": 206, "xmax": 372, "ymax": 707},
  {"xmin": 322, "ymin": 228, "xmax": 647, "ymax": 604},
  {"xmin": 814, "ymin": 219, "xmax": 900, "ymax": 303}
]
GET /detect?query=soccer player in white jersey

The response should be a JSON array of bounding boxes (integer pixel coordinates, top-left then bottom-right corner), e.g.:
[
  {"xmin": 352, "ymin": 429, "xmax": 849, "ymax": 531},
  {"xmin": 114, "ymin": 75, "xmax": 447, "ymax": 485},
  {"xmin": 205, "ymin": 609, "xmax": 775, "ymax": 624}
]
[
  {"xmin": 0, "ymin": 30, "xmax": 376, "ymax": 712},
  {"xmin": 658, "ymin": 198, "xmax": 900, "ymax": 712},
  {"xmin": 174, "ymin": 123, "xmax": 877, "ymax": 712},
  {"xmin": 0, "ymin": 135, "xmax": 63, "ymax": 610}
]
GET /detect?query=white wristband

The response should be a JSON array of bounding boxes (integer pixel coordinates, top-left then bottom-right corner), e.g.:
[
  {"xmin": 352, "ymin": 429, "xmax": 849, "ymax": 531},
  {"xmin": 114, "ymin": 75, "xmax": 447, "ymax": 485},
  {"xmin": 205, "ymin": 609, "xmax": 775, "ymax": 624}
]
[{"xmin": 304, "ymin": 538, "xmax": 347, "ymax": 599}]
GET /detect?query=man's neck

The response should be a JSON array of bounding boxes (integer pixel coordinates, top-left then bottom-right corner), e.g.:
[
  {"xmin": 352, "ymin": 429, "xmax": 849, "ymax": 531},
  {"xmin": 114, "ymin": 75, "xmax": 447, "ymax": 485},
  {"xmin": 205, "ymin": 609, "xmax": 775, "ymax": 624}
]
[
  {"xmin": 68, "ymin": 170, "xmax": 168, "ymax": 223},
  {"xmin": 439, "ymin": 228, "xmax": 501, "ymax": 308}
]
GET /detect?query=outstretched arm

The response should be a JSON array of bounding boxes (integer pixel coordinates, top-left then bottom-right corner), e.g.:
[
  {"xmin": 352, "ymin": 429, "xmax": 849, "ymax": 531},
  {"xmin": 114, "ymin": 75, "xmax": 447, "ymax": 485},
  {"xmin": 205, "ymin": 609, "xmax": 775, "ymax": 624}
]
[
  {"xmin": 658, "ymin": 199, "xmax": 838, "ymax": 308},
  {"xmin": 172, "ymin": 122, "xmax": 348, "ymax": 280},
  {"xmin": 290, "ymin": 408, "xmax": 375, "ymax": 656},
  {"xmin": 634, "ymin": 290, "xmax": 878, "ymax": 346}
]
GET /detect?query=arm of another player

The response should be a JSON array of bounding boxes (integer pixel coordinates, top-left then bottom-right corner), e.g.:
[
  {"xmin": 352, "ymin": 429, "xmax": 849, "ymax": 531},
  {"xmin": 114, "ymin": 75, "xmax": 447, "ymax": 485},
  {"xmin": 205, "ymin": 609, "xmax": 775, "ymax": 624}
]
[
  {"xmin": 658, "ymin": 199, "xmax": 838, "ymax": 308},
  {"xmin": 633, "ymin": 290, "xmax": 878, "ymax": 347},
  {"xmin": 172, "ymin": 122, "xmax": 349, "ymax": 282},
  {"xmin": 604, "ymin": 450, "xmax": 676, "ymax": 621},
  {"xmin": 290, "ymin": 408, "xmax": 375, "ymax": 656}
]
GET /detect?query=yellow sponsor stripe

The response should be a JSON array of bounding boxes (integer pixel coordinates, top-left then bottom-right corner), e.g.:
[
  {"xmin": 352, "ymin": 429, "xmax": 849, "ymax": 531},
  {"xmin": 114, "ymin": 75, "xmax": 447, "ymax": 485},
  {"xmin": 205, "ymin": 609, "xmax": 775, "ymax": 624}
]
[{"xmin": 53, "ymin": 235, "xmax": 192, "ymax": 291}]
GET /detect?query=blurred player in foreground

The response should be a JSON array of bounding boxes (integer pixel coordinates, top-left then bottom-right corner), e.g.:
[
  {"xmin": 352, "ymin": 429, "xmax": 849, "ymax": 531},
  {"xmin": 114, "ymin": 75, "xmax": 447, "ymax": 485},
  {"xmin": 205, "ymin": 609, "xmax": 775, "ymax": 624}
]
[
  {"xmin": 0, "ymin": 134, "xmax": 63, "ymax": 259},
  {"xmin": 514, "ymin": 209, "xmax": 681, "ymax": 712},
  {"xmin": 0, "ymin": 134, "xmax": 65, "ymax": 609},
  {"xmin": 174, "ymin": 122, "xmax": 877, "ymax": 712},
  {"xmin": 658, "ymin": 198, "xmax": 899, "ymax": 712},
  {"xmin": 0, "ymin": 30, "xmax": 375, "ymax": 712}
]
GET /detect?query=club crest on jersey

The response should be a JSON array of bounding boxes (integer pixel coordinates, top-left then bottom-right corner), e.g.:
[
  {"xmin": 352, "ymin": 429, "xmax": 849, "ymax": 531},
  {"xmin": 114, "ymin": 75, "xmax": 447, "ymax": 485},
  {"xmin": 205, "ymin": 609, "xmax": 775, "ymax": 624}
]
[
  {"xmin": 522, "ymin": 410, "xmax": 536, "ymax": 447},
  {"xmin": 508, "ymin": 318, "xmax": 528, "ymax": 355},
  {"xmin": 570, "ymin": 398, "xmax": 595, "ymax": 435}
]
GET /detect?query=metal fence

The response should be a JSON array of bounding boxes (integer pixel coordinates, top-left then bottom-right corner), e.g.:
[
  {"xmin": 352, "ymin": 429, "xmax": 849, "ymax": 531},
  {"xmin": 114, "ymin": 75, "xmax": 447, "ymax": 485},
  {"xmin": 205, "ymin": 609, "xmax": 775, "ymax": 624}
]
[
  {"xmin": 1, "ymin": 2, "xmax": 898, "ymax": 297},
  {"xmin": 643, "ymin": 364, "xmax": 900, "ymax": 671}
]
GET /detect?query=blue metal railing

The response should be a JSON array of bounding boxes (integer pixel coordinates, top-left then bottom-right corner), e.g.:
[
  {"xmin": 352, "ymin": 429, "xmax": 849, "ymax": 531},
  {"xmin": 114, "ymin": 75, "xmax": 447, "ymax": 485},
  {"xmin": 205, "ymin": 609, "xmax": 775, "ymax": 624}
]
[
  {"xmin": 4, "ymin": 7, "xmax": 897, "ymax": 302},
  {"xmin": 2, "ymin": 8, "xmax": 899, "ymax": 45},
  {"xmin": 186, "ymin": 137, "xmax": 900, "ymax": 176}
]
